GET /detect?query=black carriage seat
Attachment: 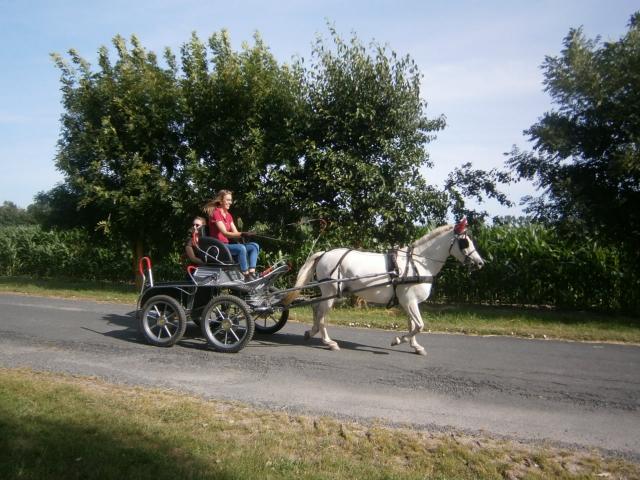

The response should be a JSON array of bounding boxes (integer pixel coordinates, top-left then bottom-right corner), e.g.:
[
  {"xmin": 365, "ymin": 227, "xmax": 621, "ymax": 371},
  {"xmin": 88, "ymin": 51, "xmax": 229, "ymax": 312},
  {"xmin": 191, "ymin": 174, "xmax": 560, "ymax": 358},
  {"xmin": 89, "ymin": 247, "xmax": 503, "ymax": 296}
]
[{"xmin": 193, "ymin": 225, "xmax": 236, "ymax": 266}]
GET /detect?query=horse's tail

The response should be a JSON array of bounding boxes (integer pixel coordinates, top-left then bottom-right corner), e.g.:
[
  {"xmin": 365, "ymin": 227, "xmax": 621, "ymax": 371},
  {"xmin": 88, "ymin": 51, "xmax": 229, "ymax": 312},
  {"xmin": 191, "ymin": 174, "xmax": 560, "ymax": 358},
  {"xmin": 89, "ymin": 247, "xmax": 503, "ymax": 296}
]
[{"xmin": 281, "ymin": 251, "xmax": 325, "ymax": 306}]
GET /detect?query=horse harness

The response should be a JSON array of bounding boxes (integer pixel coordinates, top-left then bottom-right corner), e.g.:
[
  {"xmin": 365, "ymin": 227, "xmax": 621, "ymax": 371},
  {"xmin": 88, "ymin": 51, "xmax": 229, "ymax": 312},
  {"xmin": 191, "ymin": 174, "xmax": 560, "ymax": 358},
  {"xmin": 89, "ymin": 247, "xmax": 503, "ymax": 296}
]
[
  {"xmin": 312, "ymin": 247, "xmax": 435, "ymax": 308},
  {"xmin": 307, "ymin": 229, "xmax": 476, "ymax": 307}
]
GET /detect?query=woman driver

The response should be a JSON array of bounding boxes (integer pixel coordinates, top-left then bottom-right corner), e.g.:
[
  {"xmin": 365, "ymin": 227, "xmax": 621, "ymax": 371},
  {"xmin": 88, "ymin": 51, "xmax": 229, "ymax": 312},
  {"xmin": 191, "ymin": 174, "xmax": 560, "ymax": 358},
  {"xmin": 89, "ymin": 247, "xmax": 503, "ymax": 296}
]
[{"xmin": 203, "ymin": 190, "xmax": 259, "ymax": 281}]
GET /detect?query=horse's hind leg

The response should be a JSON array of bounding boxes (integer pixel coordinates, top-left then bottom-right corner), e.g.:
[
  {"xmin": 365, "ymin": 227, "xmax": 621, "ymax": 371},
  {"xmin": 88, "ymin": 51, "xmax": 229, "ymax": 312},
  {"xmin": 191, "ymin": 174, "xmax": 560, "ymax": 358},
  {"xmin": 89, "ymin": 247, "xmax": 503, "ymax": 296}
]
[
  {"xmin": 391, "ymin": 300, "xmax": 426, "ymax": 356},
  {"xmin": 304, "ymin": 303, "xmax": 321, "ymax": 340},
  {"xmin": 304, "ymin": 298, "xmax": 339, "ymax": 351}
]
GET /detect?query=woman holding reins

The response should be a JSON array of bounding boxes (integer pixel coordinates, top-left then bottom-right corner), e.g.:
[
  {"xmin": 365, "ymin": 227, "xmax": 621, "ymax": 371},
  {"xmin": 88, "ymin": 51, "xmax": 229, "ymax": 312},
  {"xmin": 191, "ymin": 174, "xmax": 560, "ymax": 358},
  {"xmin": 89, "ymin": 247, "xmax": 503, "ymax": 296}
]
[{"xmin": 203, "ymin": 190, "xmax": 259, "ymax": 281}]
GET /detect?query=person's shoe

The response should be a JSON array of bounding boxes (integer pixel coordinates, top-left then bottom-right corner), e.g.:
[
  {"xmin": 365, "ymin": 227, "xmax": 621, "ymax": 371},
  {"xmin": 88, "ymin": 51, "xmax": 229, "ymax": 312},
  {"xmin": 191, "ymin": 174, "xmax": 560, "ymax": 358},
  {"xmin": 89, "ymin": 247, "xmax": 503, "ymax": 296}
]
[{"xmin": 244, "ymin": 272, "xmax": 256, "ymax": 282}]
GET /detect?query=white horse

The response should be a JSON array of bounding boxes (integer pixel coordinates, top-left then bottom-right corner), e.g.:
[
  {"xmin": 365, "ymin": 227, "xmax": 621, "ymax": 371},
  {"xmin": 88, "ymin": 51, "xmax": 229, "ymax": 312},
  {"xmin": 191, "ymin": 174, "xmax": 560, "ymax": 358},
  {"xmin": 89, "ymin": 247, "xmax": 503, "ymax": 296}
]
[{"xmin": 283, "ymin": 218, "xmax": 485, "ymax": 355}]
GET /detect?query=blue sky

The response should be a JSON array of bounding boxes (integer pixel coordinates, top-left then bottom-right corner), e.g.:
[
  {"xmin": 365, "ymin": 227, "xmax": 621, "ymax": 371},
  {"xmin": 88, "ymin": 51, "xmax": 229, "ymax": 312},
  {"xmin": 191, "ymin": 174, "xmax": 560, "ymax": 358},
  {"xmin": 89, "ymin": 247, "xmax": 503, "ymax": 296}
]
[{"xmin": 0, "ymin": 0, "xmax": 636, "ymax": 216}]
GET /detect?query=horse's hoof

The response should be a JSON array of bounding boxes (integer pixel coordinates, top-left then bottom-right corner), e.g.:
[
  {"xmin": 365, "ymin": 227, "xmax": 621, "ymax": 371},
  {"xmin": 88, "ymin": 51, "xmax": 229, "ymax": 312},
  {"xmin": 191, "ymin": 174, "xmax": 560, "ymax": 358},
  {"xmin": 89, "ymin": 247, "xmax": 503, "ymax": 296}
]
[
  {"xmin": 415, "ymin": 348, "xmax": 427, "ymax": 356},
  {"xmin": 329, "ymin": 343, "xmax": 340, "ymax": 351},
  {"xmin": 304, "ymin": 331, "xmax": 311, "ymax": 341},
  {"xmin": 390, "ymin": 337, "xmax": 401, "ymax": 347}
]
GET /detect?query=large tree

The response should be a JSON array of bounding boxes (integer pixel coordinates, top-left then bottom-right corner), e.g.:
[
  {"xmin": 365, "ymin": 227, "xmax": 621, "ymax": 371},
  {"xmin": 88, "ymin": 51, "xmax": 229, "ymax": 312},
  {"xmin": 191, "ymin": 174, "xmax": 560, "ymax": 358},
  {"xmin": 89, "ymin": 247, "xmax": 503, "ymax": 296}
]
[
  {"xmin": 52, "ymin": 35, "xmax": 187, "ymax": 276},
  {"xmin": 508, "ymin": 12, "xmax": 640, "ymax": 251},
  {"xmin": 295, "ymin": 28, "xmax": 447, "ymax": 247},
  {"xmin": 51, "ymin": 28, "xmax": 450, "ymax": 279},
  {"xmin": 179, "ymin": 28, "xmax": 448, "ymax": 248},
  {"xmin": 179, "ymin": 31, "xmax": 306, "ymax": 229}
]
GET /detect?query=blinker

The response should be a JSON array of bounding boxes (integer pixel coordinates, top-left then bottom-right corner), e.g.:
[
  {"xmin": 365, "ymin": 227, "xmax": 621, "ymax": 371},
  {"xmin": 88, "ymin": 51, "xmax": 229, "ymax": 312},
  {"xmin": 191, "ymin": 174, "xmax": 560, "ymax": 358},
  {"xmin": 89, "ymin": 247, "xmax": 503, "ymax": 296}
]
[{"xmin": 458, "ymin": 238, "xmax": 469, "ymax": 250}]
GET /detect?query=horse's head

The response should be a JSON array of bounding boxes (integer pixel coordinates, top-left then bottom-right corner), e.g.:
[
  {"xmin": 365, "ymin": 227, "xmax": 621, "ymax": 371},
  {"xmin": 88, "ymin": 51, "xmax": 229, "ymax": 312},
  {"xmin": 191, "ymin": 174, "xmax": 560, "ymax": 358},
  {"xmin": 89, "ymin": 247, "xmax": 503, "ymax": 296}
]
[{"xmin": 450, "ymin": 218, "xmax": 485, "ymax": 271}]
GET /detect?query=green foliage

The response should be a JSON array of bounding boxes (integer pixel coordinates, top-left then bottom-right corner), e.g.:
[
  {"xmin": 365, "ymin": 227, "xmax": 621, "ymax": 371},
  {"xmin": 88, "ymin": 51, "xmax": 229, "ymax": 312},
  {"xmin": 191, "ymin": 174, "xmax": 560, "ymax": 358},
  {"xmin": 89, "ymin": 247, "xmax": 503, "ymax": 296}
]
[
  {"xmin": 508, "ymin": 12, "xmax": 640, "ymax": 253},
  {"xmin": 27, "ymin": 185, "xmax": 104, "ymax": 230},
  {"xmin": 44, "ymin": 25, "xmax": 638, "ymax": 306},
  {"xmin": 179, "ymin": 31, "xmax": 307, "ymax": 236},
  {"xmin": 0, "ymin": 226, "xmax": 131, "ymax": 281},
  {"xmin": 50, "ymin": 28, "xmax": 449, "ymax": 263},
  {"xmin": 3, "ymin": 222, "xmax": 638, "ymax": 314},
  {"xmin": 445, "ymin": 163, "xmax": 513, "ymax": 224},
  {"xmin": 434, "ymin": 222, "xmax": 640, "ymax": 314},
  {"xmin": 294, "ymin": 28, "xmax": 447, "ymax": 246},
  {"xmin": 52, "ymin": 35, "xmax": 188, "ymax": 262},
  {"xmin": 0, "ymin": 201, "xmax": 35, "ymax": 226}
]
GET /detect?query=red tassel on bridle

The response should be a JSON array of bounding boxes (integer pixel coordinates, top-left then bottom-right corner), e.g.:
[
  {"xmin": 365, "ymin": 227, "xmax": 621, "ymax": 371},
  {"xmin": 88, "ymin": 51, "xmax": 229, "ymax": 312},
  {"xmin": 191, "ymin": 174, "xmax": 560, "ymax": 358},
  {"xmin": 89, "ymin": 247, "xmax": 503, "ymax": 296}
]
[{"xmin": 454, "ymin": 216, "xmax": 468, "ymax": 234}]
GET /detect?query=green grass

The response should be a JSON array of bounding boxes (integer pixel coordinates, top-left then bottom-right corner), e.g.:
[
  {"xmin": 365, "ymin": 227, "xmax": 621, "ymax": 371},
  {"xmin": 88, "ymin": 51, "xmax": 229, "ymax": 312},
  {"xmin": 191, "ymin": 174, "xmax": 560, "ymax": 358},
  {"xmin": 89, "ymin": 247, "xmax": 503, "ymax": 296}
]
[
  {"xmin": 0, "ymin": 275, "xmax": 138, "ymax": 303},
  {"xmin": 1, "ymin": 368, "xmax": 637, "ymax": 480},
  {"xmin": 1, "ymin": 275, "xmax": 639, "ymax": 343},
  {"xmin": 288, "ymin": 303, "xmax": 640, "ymax": 343}
]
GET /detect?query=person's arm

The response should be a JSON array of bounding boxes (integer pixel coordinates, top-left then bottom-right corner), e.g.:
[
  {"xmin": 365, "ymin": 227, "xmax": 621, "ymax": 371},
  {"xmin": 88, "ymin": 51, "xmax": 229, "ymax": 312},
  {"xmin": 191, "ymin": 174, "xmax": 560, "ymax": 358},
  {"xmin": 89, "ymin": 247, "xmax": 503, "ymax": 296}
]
[
  {"xmin": 185, "ymin": 244, "xmax": 204, "ymax": 265},
  {"xmin": 215, "ymin": 220, "xmax": 242, "ymax": 239}
]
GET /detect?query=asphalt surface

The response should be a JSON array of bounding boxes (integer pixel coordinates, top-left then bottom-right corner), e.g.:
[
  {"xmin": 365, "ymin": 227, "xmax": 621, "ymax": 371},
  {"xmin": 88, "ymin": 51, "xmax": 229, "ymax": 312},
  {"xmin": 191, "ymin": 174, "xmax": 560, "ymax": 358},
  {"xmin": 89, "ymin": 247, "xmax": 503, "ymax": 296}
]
[{"xmin": 0, "ymin": 293, "xmax": 638, "ymax": 459}]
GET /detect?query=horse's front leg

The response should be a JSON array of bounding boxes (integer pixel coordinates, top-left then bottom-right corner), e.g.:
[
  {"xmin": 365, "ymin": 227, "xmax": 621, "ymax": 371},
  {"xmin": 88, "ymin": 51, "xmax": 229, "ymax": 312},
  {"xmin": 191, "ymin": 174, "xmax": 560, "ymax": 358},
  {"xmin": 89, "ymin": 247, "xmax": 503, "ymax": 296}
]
[
  {"xmin": 391, "ymin": 298, "xmax": 426, "ymax": 356},
  {"xmin": 304, "ymin": 298, "xmax": 339, "ymax": 351}
]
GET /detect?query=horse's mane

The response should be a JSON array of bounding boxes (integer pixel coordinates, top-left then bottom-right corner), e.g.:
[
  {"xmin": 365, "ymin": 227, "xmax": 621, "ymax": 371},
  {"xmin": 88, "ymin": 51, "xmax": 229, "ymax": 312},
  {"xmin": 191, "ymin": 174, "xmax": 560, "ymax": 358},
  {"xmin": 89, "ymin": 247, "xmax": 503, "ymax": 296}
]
[{"xmin": 411, "ymin": 225, "xmax": 454, "ymax": 249}]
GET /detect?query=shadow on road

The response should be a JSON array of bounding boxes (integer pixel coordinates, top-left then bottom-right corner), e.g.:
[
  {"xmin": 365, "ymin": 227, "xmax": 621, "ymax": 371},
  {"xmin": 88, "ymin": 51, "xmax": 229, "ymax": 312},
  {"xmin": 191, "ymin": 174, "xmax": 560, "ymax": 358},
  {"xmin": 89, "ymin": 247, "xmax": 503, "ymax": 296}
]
[
  {"xmin": 89, "ymin": 312, "xmax": 142, "ymax": 344},
  {"xmin": 252, "ymin": 331, "xmax": 396, "ymax": 355},
  {"xmin": 93, "ymin": 313, "xmax": 410, "ymax": 356}
]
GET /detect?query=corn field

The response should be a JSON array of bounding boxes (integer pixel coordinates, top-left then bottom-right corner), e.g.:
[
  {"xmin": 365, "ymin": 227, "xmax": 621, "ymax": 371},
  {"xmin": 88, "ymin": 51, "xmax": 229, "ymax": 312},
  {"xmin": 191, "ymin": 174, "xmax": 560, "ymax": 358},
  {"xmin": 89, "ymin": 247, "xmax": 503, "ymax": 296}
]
[
  {"xmin": 1, "ymin": 224, "xmax": 638, "ymax": 314},
  {"xmin": 432, "ymin": 223, "xmax": 640, "ymax": 314}
]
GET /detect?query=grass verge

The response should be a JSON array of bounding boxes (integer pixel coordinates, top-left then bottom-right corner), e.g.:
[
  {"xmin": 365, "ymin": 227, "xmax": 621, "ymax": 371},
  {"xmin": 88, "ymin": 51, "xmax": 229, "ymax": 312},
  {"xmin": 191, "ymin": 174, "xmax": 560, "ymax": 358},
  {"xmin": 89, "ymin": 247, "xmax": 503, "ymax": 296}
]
[
  {"xmin": 0, "ymin": 275, "xmax": 137, "ymax": 303},
  {"xmin": 1, "ymin": 276, "xmax": 639, "ymax": 343},
  {"xmin": 288, "ymin": 304, "xmax": 640, "ymax": 343},
  {"xmin": 1, "ymin": 368, "xmax": 637, "ymax": 480}
]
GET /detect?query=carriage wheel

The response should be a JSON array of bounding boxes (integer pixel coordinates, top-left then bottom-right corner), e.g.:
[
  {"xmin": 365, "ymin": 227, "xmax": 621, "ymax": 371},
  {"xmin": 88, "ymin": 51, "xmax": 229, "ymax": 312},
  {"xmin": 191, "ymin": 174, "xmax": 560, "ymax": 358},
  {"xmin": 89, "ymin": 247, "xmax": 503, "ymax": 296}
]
[
  {"xmin": 139, "ymin": 295, "xmax": 187, "ymax": 347},
  {"xmin": 254, "ymin": 309, "xmax": 289, "ymax": 334},
  {"xmin": 201, "ymin": 295, "xmax": 255, "ymax": 353}
]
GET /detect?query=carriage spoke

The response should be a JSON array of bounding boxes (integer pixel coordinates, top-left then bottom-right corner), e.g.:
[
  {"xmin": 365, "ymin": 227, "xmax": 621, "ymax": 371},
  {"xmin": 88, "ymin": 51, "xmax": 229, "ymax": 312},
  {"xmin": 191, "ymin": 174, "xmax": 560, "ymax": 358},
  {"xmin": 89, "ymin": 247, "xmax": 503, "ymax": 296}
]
[
  {"xmin": 232, "ymin": 323, "xmax": 247, "ymax": 332},
  {"xmin": 229, "ymin": 328, "xmax": 241, "ymax": 342},
  {"xmin": 140, "ymin": 297, "xmax": 186, "ymax": 346},
  {"xmin": 200, "ymin": 295, "xmax": 253, "ymax": 351},
  {"xmin": 210, "ymin": 325, "xmax": 224, "ymax": 336},
  {"xmin": 147, "ymin": 305, "xmax": 176, "ymax": 339}
]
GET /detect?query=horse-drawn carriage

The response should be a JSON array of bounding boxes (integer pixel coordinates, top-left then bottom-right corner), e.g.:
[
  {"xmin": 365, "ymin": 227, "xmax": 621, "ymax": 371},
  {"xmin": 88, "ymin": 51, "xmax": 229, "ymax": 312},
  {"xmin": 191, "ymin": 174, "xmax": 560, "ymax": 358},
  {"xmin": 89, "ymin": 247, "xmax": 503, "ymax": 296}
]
[
  {"xmin": 137, "ymin": 217, "xmax": 484, "ymax": 355},
  {"xmin": 137, "ymin": 227, "xmax": 292, "ymax": 353}
]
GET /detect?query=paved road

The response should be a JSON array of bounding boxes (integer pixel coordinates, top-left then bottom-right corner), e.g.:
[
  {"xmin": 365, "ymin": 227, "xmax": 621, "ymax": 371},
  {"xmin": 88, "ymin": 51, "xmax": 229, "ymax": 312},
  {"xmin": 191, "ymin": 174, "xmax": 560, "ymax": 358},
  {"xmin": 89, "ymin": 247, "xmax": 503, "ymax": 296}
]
[{"xmin": 1, "ymin": 293, "xmax": 638, "ymax": 458}]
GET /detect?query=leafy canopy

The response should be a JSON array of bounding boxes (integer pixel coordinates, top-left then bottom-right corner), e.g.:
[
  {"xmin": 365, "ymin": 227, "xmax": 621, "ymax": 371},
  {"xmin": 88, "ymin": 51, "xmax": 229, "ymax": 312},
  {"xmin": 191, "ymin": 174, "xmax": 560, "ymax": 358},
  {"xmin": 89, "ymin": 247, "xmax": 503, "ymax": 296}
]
[
  {"xmin": 508, "ymin": 12, "xmax": 640, "ymax": 250},
  {"xmin": 51, "ymin": 27, "xmax": 450, "ymax": 264},
  {"xmin": 52, "ymin": 35, "xmax": 187, "ymax": 259}
]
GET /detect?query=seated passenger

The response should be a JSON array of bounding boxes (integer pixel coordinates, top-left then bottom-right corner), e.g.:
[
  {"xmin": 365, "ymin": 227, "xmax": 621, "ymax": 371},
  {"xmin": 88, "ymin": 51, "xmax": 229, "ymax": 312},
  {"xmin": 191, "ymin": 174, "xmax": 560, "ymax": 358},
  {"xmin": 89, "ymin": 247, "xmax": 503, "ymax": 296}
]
[
  {"xmin": 184, "ymin": 216, "xmax": 206, "ymax": 265},
  {"xmin": 203, "ymin": 190, "xmax": 259, "ymax": 281}
]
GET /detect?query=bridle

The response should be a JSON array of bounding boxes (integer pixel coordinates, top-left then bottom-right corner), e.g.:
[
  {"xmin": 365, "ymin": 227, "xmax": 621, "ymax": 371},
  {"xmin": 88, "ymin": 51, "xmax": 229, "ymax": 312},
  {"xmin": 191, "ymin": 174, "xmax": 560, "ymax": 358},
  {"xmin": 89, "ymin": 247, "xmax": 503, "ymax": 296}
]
[
  {"xmin": 396, "ymin": 230, "xmax": 480, "ymax": 268},
  {"xmin": 449, "ymin": 232, "xmax": 480, "ymax": 268}
]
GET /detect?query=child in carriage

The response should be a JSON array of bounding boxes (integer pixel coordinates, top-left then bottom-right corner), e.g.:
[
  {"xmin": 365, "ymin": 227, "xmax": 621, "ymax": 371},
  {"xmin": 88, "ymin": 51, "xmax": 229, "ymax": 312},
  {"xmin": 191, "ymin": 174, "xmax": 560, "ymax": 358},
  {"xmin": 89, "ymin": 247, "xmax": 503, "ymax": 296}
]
[{"xmin": 184, "ymin": 216, "xmax": 207, "ymax": 265}]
